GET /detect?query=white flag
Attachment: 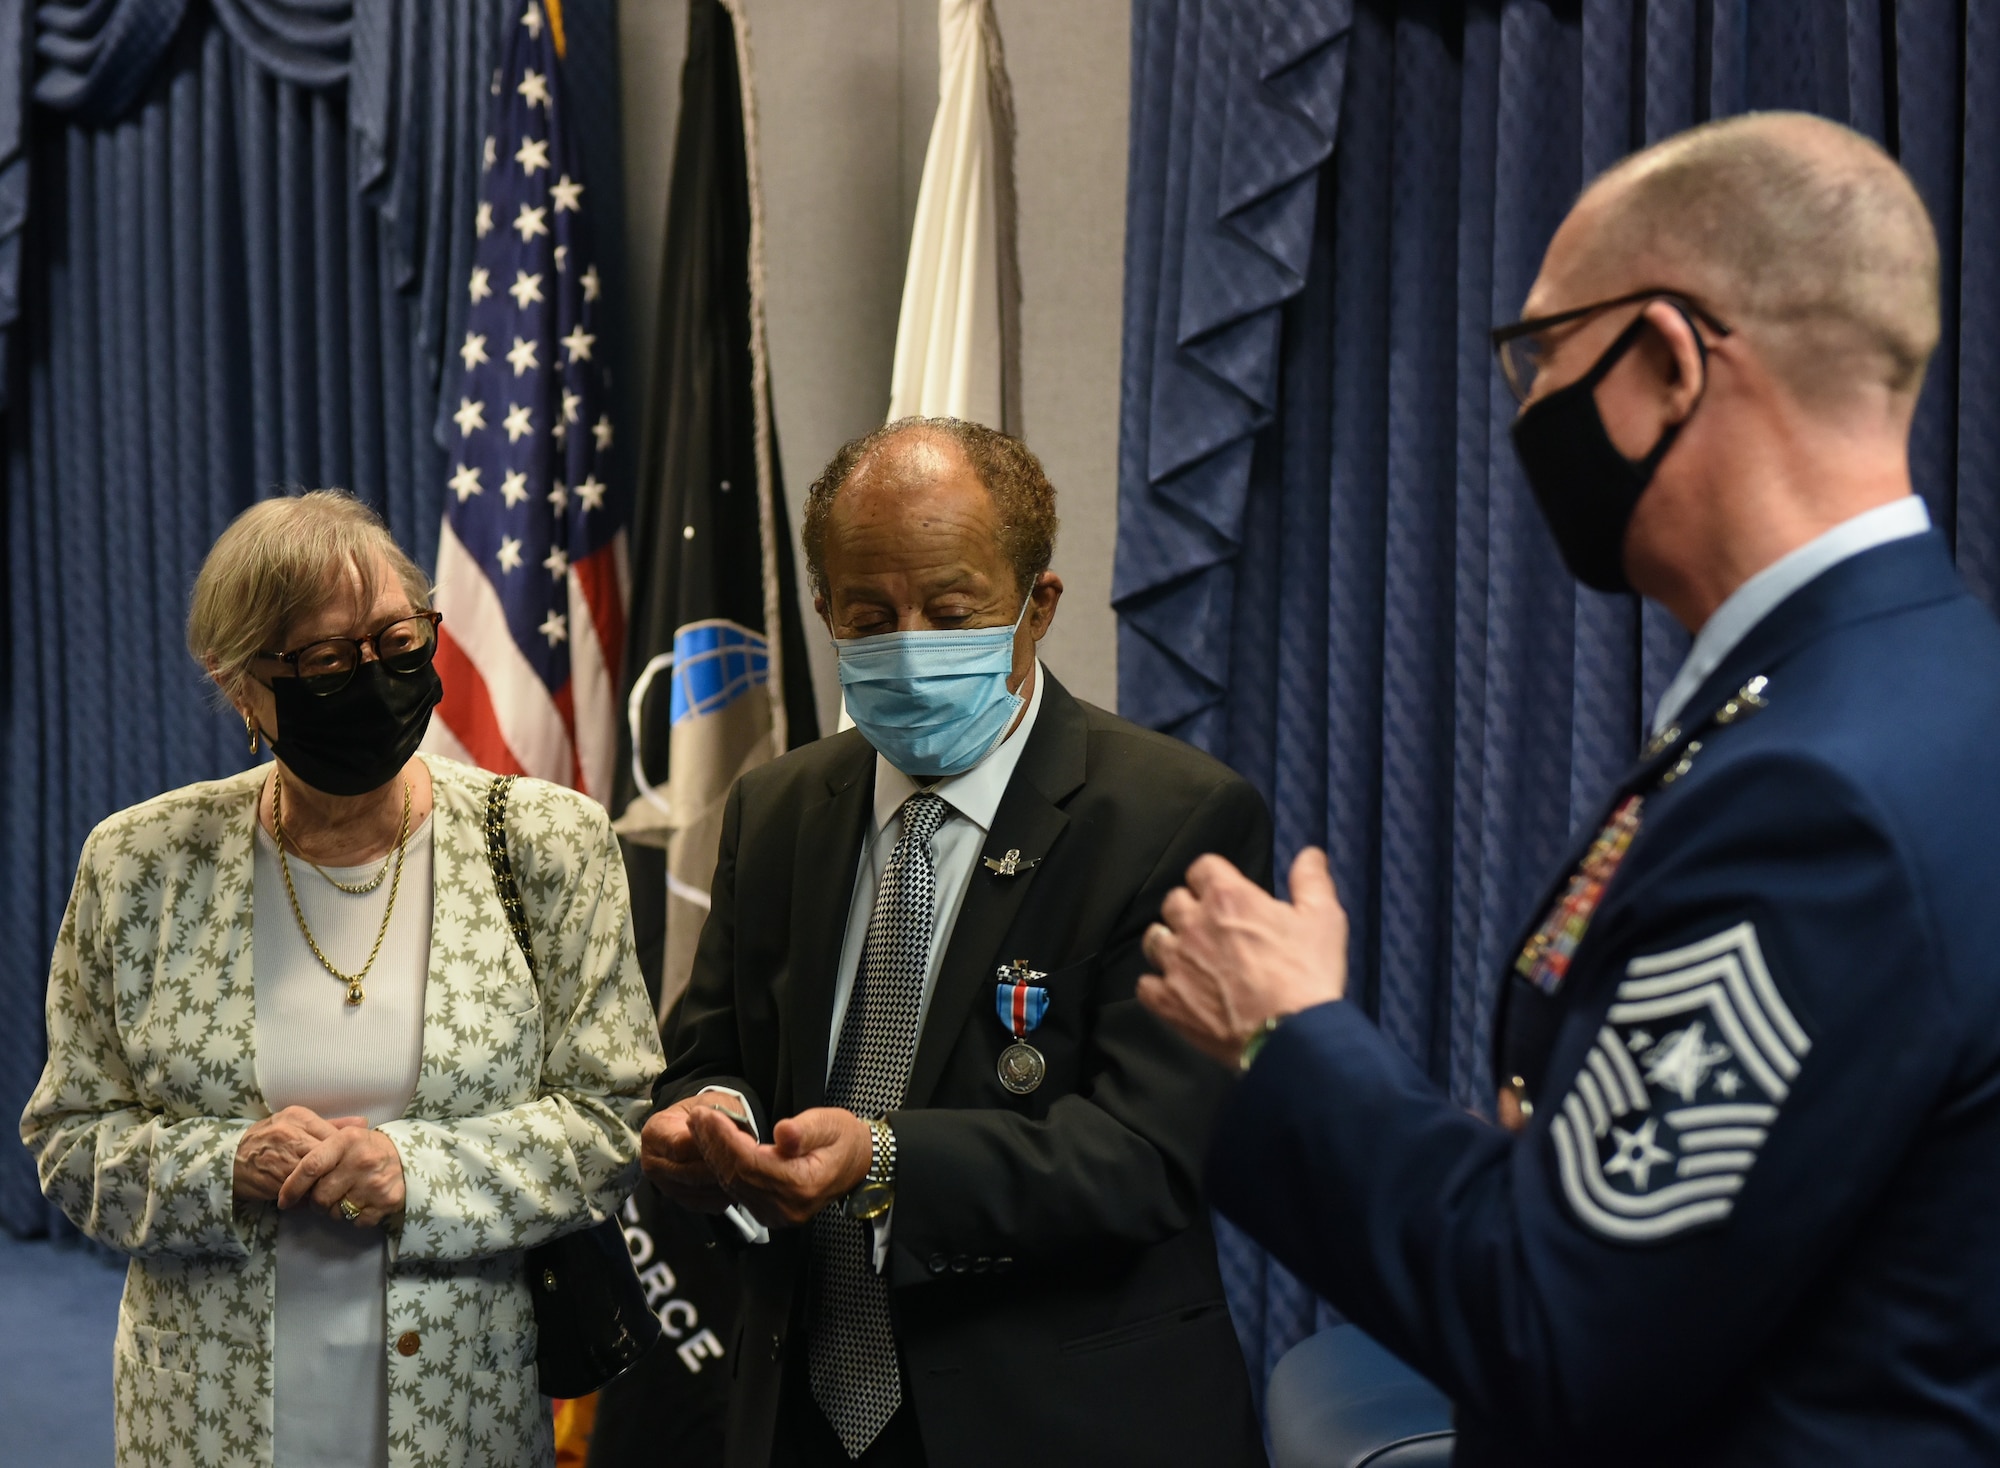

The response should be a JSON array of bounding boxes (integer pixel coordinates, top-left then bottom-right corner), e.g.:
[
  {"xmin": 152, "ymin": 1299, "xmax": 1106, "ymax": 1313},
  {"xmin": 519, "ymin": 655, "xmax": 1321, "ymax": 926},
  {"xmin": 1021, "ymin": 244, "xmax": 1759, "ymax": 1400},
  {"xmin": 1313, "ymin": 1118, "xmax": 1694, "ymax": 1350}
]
[{"xmin": 888, "ymin": 0, "xmax": 1022, "ymax": 432}]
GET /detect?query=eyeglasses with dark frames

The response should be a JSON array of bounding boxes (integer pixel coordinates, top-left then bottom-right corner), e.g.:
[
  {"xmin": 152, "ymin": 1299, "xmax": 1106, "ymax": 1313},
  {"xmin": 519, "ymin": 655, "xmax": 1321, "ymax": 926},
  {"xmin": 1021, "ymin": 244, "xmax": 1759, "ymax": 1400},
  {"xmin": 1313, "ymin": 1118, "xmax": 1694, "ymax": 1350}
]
[
  {"xmin": 252, "ymin": 611, "xmax": 443, "ymax": 696},
  {"xmin": 1491, "ymin": 288, "xmax": 1734, "ymax": 405}
]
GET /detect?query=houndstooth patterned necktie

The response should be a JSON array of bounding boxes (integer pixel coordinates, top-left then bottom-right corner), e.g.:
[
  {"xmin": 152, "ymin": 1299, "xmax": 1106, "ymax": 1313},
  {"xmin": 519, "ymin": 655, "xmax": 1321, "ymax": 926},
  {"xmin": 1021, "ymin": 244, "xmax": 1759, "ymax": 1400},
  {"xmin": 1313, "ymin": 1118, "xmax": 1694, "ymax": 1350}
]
[{"xmin": 809, "ymin": 791, "xmax": 950, "ymax": 1458}]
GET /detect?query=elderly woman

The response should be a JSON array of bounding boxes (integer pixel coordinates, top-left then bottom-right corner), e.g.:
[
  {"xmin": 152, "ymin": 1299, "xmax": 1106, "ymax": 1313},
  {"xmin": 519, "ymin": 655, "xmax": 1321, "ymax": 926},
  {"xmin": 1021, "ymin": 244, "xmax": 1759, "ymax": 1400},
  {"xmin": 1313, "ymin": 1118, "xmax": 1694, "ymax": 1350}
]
[{"xmin": 20, "ymin": 491, "xmax": 664, "ymax": 1468}]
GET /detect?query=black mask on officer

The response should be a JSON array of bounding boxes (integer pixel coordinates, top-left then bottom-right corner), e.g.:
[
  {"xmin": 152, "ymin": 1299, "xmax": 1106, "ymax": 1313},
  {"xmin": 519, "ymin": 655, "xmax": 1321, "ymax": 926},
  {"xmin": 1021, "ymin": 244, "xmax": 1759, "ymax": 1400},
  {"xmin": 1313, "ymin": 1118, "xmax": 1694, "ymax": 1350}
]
[
  {"xmin": 1510, "ymin": 303, "xmax": 1707, "ymax": 594},
  {"xmin": 264, "ymin": 660, "xmax": 442, "ymax": 797}
]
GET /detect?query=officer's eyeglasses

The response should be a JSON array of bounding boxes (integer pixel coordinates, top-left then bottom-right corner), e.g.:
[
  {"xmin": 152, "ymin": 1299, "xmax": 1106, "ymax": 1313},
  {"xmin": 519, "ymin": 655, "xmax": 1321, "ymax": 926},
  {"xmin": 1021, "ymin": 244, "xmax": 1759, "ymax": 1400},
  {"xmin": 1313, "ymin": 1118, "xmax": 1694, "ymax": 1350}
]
[
  {"xmin": 252, "ymin": 611, "xmax": 443, "ymax": 696},
  {"xmin": 1491, "ymin": 289, "xmax": 1733, "ymax": 405}
]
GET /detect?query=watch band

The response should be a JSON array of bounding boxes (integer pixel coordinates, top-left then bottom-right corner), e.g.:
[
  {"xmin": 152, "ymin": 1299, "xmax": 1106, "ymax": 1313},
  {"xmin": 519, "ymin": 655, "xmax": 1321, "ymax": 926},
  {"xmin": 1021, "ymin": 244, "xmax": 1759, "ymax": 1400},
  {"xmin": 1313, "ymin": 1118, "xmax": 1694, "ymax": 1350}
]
[
  {"xmin": 1239, "ymin": 1015, "xmax": 1284, "ymax": 1074},
  {"xmin": 843, "ymin": 1117, "xmax": 897, "ymax": 1221},
  {"xmin": 866, "ymin": 1116, "xmax": 896, "ymax": 1185}
]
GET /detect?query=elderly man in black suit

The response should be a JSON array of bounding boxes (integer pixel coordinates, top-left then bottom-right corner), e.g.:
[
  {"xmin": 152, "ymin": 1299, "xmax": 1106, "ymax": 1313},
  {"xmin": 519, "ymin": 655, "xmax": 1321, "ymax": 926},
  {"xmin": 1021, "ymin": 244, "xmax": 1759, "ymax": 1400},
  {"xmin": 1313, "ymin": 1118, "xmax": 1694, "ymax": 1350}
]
[{"xmin": 640, "ymin": 417, "xmax": 1268, "ymax": 1468}]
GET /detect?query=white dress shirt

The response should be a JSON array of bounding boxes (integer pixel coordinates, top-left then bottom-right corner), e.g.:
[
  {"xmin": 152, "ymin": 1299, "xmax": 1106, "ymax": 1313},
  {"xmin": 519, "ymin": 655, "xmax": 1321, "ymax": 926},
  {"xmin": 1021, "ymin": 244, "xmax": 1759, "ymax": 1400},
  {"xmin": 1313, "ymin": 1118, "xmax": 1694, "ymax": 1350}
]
[
  {"xmin": 1651, "ymin": 497, "xmax": 1932, "ymax": 736},
  {"xmin": 708, "ymin": 661, "xmax": 1047, "ymax": 1259}
]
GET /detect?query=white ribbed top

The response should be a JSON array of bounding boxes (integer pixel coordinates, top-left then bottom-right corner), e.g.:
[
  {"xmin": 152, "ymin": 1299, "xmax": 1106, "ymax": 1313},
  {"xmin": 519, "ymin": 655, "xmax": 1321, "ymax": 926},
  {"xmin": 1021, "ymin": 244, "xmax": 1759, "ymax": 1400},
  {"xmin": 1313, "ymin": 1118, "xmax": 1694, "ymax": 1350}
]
[{"xmin": 253, "ymin": 813, "xmax": 433, "ymax": 1468}]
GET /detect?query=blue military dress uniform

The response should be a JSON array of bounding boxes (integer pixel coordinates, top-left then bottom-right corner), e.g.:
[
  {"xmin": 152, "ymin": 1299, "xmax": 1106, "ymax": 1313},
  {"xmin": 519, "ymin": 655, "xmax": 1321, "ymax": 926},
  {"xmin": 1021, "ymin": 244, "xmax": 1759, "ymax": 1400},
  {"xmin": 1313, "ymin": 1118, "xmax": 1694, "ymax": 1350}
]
[{"xmin": 1208, "ymin": 528, "xmax": 2000, "ymax": 1465}]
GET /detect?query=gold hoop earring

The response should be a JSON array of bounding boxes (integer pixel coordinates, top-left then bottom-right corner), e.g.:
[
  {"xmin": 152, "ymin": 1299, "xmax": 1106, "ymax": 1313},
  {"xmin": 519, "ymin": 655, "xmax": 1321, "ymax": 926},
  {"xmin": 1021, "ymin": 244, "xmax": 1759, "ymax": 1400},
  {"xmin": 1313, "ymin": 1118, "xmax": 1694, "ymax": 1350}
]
[{"xmin": 246, "ymin": 715, "xmax": 261, "ymax": 757}]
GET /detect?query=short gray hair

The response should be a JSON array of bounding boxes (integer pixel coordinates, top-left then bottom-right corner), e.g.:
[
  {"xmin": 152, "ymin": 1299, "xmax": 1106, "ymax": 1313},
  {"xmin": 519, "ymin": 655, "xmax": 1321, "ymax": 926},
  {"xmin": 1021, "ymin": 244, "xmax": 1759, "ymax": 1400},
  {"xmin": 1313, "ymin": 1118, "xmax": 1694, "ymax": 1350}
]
[
  {"xmin": 187, "ymin": 491, "xmax": 431, "ymax": 703},
  {"xmin": 1586, "ymin": 111, "xmax": 1940, "ymax": 402}
]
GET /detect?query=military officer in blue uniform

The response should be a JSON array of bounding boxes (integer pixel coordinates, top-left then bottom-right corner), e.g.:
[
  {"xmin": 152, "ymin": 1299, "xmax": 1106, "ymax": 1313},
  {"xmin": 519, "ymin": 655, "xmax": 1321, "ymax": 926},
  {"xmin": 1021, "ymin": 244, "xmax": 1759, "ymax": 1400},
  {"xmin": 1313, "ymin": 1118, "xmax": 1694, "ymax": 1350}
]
[{"xmin": 1136, "ymin": 112, "xmax": 2000, "ymax": 1465}]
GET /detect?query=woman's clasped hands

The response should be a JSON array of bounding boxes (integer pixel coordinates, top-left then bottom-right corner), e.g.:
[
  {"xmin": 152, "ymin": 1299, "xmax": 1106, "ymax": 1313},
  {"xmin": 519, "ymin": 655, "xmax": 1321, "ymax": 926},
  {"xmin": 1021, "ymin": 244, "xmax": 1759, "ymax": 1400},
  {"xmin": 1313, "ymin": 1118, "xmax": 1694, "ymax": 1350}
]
[{"xmin": 232, "ymin": 1104, "xmax": 407, "ymax": 1227}]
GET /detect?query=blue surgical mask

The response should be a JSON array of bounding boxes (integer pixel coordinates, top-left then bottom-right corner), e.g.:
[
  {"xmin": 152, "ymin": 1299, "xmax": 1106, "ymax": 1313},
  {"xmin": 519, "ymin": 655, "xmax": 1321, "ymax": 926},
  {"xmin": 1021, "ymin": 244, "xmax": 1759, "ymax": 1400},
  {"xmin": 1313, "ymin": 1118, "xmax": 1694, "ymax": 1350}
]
[{"xmin": 834, "ymin": 596, "xmax": 1031, "ymax": 778}]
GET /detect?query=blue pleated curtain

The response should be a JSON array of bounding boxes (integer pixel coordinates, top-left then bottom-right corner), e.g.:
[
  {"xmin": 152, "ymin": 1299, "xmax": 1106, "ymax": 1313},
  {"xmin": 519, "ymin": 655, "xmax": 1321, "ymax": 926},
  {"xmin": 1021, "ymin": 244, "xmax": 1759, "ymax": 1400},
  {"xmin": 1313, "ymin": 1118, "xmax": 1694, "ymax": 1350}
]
[
  {"xmin": 0, "ymin": 0, "xmax": 630, "ymax": 1239},
  {"xmin": 1117, "ymin": 0, "xmax": 2000, "ymax": 1407}
]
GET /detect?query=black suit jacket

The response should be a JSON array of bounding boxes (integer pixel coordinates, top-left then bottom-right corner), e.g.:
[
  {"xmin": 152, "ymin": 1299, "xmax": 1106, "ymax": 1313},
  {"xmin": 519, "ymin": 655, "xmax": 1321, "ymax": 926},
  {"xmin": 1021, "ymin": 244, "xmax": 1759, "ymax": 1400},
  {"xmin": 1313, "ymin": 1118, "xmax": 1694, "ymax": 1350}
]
[{"xmin": 659, "ymin": 673, "xmax": 1269, "ymax": 1468}]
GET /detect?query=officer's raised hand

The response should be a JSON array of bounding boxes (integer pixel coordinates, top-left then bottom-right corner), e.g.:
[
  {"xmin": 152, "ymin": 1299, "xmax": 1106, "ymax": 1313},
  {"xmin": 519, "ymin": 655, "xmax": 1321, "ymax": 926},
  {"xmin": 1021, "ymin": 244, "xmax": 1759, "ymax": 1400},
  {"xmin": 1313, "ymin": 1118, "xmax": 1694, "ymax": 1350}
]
[{"xmin": 1139, "ymin": 847, "xmax": 1349, "ymax": 1067}]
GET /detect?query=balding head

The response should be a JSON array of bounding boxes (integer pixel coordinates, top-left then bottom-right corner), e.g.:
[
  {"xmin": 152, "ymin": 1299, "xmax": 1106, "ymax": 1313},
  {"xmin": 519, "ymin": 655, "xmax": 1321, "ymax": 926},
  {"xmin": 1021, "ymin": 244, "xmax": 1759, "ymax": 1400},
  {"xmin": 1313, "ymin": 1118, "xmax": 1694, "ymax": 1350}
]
[
  {"xmin": 802, "ymin": 417, "xmax": 1058, "ymax": 603},
  {"xmin": 1555, "ymin": 111, "xmax": 1939, "ymax": 406}
]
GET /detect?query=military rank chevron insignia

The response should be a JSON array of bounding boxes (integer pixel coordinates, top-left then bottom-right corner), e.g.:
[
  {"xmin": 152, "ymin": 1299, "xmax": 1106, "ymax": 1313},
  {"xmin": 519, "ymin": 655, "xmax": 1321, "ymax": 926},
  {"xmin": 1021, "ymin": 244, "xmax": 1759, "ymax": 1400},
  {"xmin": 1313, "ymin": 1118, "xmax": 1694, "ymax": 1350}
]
[
  {"xmin": 1544, "ymin": 924, "xmax": 1816, "ymax": 1248},
  {"xmin": 1551, "ymin": 922, "xmax": 1812, "ymax": 1243}
]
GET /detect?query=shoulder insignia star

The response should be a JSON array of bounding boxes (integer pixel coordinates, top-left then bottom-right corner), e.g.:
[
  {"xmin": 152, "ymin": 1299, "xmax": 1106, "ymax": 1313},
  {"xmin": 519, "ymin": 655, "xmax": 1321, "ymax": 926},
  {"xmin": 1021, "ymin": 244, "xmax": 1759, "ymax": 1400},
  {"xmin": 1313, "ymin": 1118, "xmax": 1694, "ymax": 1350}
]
[
  {"xmin": 1602, "ymin": 1118, "xmax": 1673, "ymax": 1192},
  {"xmin": 1641, "ymin": 1020, "xmax": 1734, "ymax": 1103}
]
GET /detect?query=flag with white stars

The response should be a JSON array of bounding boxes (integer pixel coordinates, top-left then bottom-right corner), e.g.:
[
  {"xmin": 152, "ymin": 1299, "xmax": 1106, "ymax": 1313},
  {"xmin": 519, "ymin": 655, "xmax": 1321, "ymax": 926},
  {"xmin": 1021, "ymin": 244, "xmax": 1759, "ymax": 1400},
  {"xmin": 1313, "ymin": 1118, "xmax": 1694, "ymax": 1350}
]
[{"xmin": 426, "ymin": 0, "xmax": 627, "ymax": 802}]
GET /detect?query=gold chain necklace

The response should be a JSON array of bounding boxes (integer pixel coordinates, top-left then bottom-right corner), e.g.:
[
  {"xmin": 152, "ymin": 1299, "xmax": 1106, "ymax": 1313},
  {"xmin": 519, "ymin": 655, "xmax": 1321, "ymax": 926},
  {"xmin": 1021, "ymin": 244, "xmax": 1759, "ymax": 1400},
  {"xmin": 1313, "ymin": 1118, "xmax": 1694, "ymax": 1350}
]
[
  {"xmin": 294, "ymin": 833, "xmax": 397, "ymax": 895},
  {"xmin": 272, "ymin": 771, "xmax": 412, "ymax": 1006}
]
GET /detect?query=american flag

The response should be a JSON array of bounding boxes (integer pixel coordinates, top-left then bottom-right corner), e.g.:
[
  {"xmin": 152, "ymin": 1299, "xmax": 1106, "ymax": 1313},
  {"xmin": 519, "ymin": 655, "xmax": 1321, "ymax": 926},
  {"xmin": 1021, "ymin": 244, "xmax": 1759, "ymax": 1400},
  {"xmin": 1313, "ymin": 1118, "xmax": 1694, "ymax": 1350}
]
[{"xmin": 425, "ymin": 0, "xmax": 627, "ymax": 802}]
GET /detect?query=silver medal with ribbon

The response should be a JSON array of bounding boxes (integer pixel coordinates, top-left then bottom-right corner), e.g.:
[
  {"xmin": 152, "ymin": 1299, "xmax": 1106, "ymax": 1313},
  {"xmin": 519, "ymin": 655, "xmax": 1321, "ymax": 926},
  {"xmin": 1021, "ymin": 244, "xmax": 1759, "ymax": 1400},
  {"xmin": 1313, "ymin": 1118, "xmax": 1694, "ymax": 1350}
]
[{"xmin": 995, "ymin": 958, "xmax": 1050, "ymax": 1094}]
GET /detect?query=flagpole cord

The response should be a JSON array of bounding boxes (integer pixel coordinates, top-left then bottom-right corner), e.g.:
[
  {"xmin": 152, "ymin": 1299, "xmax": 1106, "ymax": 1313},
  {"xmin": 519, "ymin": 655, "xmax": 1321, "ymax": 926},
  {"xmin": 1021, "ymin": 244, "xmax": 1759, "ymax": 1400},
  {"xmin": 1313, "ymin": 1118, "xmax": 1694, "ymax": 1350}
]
[{"xmin": 719, "ymin": 0, "xmax": 789, "ymax": 758}]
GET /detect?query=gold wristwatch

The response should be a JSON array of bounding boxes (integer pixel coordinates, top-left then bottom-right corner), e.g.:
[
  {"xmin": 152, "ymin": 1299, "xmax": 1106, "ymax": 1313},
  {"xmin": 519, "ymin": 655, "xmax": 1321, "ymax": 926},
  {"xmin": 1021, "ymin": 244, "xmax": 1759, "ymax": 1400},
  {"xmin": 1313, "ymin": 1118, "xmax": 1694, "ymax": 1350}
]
[{"xmin": 843, "ymin": 1117, "xmax": 897, "ymax": 1221}]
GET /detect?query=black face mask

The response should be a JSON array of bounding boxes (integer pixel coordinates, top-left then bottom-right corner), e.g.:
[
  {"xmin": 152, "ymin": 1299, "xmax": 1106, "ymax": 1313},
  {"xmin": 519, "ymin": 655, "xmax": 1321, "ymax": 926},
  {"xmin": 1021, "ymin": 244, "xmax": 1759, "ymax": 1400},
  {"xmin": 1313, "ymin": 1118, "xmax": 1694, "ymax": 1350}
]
[
  {"xmin": 1509, "ymin": 306, "xmax": 1706, "ymax": 594},
  {"xmin": 265, "ymin": 660, "xmax": 443, "ymax": 797}
]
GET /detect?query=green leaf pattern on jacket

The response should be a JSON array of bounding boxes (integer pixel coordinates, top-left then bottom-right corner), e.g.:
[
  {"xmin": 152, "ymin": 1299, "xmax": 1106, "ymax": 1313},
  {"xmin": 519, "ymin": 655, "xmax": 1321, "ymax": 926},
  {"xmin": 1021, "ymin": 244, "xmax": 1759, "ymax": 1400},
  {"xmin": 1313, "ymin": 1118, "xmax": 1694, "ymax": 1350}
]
[{"xmin": 19, "ymin": 755, "xmax": 666, "ymax": 1468}]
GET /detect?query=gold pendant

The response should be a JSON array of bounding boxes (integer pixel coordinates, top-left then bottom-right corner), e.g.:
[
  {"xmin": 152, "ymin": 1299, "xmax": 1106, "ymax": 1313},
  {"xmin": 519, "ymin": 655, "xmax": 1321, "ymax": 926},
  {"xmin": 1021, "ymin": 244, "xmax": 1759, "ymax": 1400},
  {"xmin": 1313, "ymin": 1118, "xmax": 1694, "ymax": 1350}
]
[{"xmin": 345, "ymin": 982, "xmax": 365, "ymax": 1006}]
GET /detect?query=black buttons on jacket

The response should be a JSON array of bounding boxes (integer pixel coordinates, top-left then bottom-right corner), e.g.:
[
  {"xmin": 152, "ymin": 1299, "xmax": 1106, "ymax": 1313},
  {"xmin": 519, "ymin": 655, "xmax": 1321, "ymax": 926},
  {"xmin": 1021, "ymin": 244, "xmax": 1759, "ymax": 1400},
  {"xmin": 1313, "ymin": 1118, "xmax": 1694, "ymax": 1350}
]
[{"xmin": 926, "ymin": 1251, "xmax": 1016, "ymax": 1275}]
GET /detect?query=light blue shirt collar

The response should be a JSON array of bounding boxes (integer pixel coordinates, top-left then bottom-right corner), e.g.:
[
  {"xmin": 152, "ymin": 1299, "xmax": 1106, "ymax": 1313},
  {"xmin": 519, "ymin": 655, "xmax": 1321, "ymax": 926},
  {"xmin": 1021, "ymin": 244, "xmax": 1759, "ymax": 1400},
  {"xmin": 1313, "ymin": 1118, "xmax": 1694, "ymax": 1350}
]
[{"xmin": 1651, "ymin": 496, "xmax": 1932, "ymax": 736}]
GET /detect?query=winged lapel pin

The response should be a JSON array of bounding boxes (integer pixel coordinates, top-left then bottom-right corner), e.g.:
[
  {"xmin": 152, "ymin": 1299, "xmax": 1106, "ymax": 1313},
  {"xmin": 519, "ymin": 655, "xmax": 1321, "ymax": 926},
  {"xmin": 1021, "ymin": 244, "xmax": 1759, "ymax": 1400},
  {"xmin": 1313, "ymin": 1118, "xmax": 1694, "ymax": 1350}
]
[{"xmin": 981, "ymin": 847, "xmax": 1042, "ymax": 877}]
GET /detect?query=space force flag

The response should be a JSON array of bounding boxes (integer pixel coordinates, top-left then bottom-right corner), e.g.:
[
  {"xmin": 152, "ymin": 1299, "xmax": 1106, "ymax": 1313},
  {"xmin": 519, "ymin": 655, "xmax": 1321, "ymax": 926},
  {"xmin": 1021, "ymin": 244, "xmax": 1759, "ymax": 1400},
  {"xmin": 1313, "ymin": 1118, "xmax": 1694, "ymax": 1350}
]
[
  {"xmin": 613, "ymin": 0, "xmax": 818, "ymax": 1021},
  {"xmin": 425, "ymin": 0, "xmax": 628, "ymax": 803}
]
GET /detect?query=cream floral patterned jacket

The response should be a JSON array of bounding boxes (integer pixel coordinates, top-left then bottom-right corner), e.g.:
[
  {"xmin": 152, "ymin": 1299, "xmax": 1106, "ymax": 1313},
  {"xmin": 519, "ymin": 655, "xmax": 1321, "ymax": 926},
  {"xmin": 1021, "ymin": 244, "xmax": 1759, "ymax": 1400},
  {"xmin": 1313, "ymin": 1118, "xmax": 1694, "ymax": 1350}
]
[{"xmin": 19, "ymin": 755, "xmax": 665, "ymax": 1468}]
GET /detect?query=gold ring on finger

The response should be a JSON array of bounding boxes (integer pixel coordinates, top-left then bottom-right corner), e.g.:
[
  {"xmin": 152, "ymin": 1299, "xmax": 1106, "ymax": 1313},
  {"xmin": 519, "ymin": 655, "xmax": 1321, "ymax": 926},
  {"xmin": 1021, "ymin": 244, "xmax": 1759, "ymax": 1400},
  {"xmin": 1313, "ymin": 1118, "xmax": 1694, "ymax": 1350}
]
[{"xmin": 338, "ymin": 1198, "xmax": 362, "ymax": 1222}]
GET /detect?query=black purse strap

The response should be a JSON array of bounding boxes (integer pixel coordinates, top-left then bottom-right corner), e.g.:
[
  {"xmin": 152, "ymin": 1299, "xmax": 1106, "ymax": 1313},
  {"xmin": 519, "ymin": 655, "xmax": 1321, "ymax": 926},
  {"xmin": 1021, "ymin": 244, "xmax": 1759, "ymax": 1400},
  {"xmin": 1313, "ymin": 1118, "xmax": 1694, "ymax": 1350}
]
[
  {"xmin": 484, "ymin": 772, "xmax": 665, "ymax": 1395},
  {"xmin": 485, "ymin": 774, "xmax": 537, "ymax": 982}
]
